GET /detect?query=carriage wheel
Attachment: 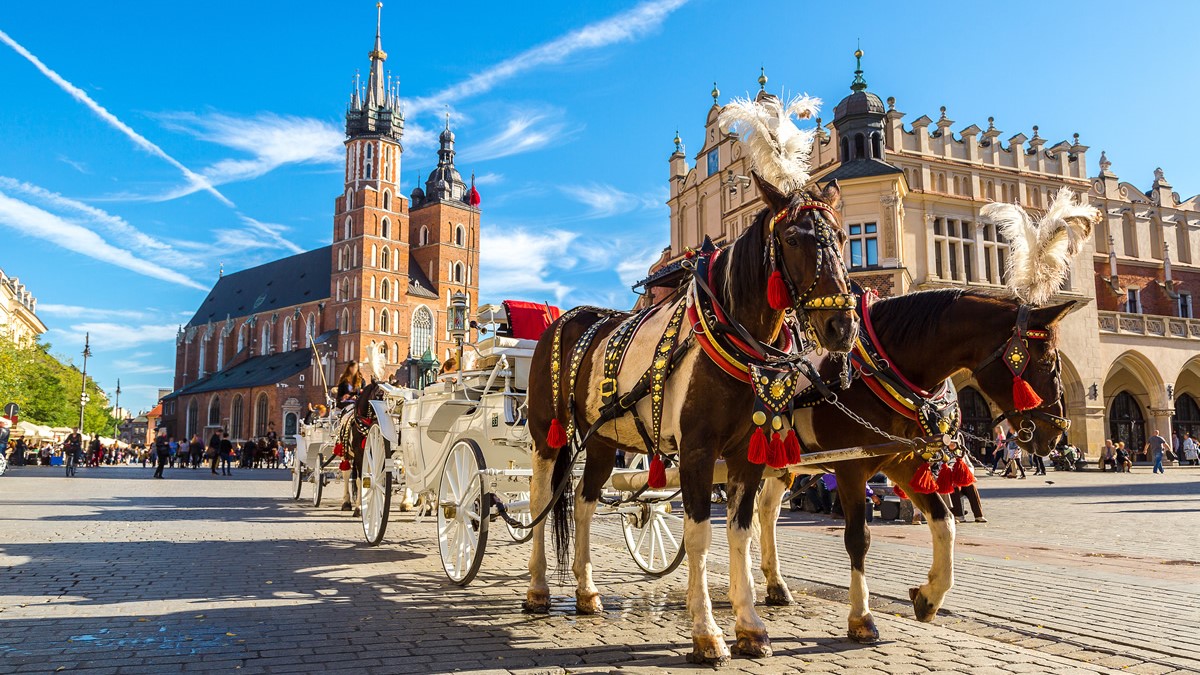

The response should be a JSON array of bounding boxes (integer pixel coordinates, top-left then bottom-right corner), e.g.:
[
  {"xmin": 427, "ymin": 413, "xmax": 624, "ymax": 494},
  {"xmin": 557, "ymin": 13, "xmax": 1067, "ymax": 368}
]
[
  {"xmin": 311, "ymin": 453, "xmax": 325, "ymax": 508},
  {"xmin": 291, "ymin": 456, "xmax": 304, "ymax": 500},
  {"xmin": 437, "ymin": 439, "xmax": 489, "ymax": 586},
  {"xmin": 622, "ymin": 498, "xmax": 686, "ymax": 577},
  {"xmin": 503, "ymin": 492, "xmax": 533, "ymax": 543},
  {"xmin": 361, "ymin": 425, "xmax": 393, "ymax": 546}
]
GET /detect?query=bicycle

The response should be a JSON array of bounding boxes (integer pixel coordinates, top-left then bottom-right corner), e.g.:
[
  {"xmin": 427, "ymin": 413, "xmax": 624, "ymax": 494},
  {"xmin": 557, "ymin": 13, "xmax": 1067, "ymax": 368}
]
[{"xmin": 65, "ymin": 450, "xmax": 78, "ymax": 477}]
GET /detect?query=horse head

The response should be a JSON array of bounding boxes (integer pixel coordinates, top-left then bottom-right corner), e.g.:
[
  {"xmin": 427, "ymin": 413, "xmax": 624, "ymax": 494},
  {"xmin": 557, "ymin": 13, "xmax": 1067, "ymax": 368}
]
[{"xmin": 755, "ymin": 173, "xmax": 858, "ymax": 353}]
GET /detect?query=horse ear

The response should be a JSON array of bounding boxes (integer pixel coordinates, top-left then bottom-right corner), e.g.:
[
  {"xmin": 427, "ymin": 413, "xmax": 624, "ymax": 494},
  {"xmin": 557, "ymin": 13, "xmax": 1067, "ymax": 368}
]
[
  {"xmin": 1031, "ymin": 300, "xmax": 1076, "ymax": 327},
  {"xmin": 819, "ymin": 180, "xmax": 842, "ymax": 209},
  {"xmin": 752, "ymin": 170, "xmax": 789, "ymax": 212}
]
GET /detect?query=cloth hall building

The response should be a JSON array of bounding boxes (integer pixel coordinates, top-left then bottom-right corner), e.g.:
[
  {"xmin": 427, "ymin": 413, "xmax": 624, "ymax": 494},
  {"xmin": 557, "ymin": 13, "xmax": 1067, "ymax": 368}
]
[
  {"xmin": 161, "ymin": 13, "xmax": 481, "ymax": 444},
  {"xmin": 653, "ymin": 55, "xmax": 1200, "ymax": 456}
]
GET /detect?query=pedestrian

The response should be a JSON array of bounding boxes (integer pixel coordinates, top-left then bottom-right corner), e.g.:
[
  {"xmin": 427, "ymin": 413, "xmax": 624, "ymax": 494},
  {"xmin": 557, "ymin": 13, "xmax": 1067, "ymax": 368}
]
[
  {"xmin": 989, "ymin": 431, "xmax": 1008, "ymax": 474},
  {"xmin": 1147, "ymin": 429, "xmax": 1169, "ymax": 474},
  {"xmin": 1031, "ymin": 447, "xmax": 1047, "ymax": 476},
  {"xmin": 207, "ymin": 429, "xmax": 222, "ymax": 474},
  {"xmin": 1115, "ymin": 441, "xmax": 1132, "ymax": 473},
  {"xmin": 167, "ymin": 436, "xmax": 178, "ymax": 468},
  {"xmin": 152, "ymin": 429, "xmax": 170, "ymax": 478},
  {"xmin": 1182, "ymin": 432, "xmax": 1199, "ymax": 466},
  {"xmin": 1002, "ymin": 435, "xmax": 1026, "ymax": 479},
  {"xmin": 219, "ymin": 431, "xmax": 234, "ymax": 476},
  {"xmin": 189, "ymin": 434, "xmax": 203, "ymax": 469}
]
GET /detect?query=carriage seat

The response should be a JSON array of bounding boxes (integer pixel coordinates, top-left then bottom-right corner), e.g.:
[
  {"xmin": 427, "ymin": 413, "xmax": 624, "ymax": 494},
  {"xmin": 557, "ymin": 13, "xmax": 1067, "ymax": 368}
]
[{"xmin": 475, "ymin": 336, "xmax": 537, "ymax": 390}]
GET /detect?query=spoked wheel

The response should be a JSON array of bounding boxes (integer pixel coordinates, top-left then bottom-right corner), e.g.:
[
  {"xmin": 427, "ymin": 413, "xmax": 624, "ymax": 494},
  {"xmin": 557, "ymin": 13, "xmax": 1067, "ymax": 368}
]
[
  {"xmin": 291, "ymin": 456, "xmax": 304, "ymax": 500},
  {"xmin": 360, "ymin": 425, "xmax": 392, "ymax": 546},
  {"xmin": 437, "ymin": 439, "xmax": 489, "ymax": 585},
  {"xmin": 503, "ymin": 492, "xmax": 533, "ymax": 543},
  {"xmin": 311, "ymin": 453, "xmax": 325, "ymax": 507},
  {"xmin": 622, "ymin": 498, "xmax": 686, "ymax": 577}
]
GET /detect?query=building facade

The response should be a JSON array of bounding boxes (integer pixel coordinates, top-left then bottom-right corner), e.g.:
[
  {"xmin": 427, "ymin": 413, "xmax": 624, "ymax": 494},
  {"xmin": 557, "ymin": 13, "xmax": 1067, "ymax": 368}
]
[
  {"xmin": 660, "ymin": 55, "xmax": 1200, "ymax": 454},
  {"xmin": 161, "ymin": 10, "xmax": 481, "ymax": 445},
  {"xmin": 0, "ymin": 267, "xmax": 46, "ymax": 346}
]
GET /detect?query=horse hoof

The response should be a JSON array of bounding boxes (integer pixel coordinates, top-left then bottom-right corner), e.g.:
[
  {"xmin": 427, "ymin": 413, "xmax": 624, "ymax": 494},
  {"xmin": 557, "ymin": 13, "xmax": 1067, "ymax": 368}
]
[
  {"xmin": 522, "ymin": 590, "xmax": 550, "ymax": 614},
  {"xmin": 340, "ymin": 503, "xmax": 352, "ymax": 512},
  {"xmin": 574, "ymin": 591, "xmax": 603, "ymax": 615},
  {"xmin": 848, "ymin": 616, "xmax": 880, "ymax": 643},
  {"xmin": 909, "ymin": 586, "xmax": 937, "ymax": 622},
  {"xmin": 353, "ymin": 508, "xmax": 361, "ymax": 517},
  {"xmin": 687, "ymin": 637, "xmax": 730, "ymax": 666},
  {"xmin": 765, "ymin": 583, "xmax": 793, "ymax": 606},
  {"xmin": 732, "ymin": 631, "xmax": 772, "ymax": 658}
]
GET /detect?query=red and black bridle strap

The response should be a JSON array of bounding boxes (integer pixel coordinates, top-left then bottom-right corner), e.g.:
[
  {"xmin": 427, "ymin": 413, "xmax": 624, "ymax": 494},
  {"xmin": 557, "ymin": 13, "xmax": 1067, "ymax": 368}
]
[{"xmin": 769, "ymin": 204, "xmax": 857, "ymax": 312}]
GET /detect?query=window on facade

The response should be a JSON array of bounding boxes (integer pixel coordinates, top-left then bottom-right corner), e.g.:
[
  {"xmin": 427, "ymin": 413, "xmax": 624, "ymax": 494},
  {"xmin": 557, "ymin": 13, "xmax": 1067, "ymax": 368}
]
[
  {"xmin": 340, "ymin": 309, "xmax": 350, "ymax": 334},
  {"xmin": 380, "ymin": 247, "xmax": 390, "ymax": 270},
  {"xmin": 392, "ymin": 341, "xmax": 399, "ymax": 364},
  {"xmin": 411, "ymin": 306, "xmax": 433, "ymax": 358},
  {"xmin": 344, "ymin": 217, "xmax": 352, "ymax": 241},
  {"xmin": 980, "ymin": 222, "xmax": 1009, "ymax": 285},
  {"xmin": 1126, "ymin": 288, "xmax": 1141, "ymax": 314},
  {"xmin": 208, "ymin": 396, "xmax": 221, "ymax": 427},
  {"xmin": 871, "ymin": 132, "xmax": 882, "ymax": 158},
  {"xmin": 364, "ymin": 143, "xmax": 374, "ymax": 180},
  {"xmin": 381, "ymin": 218, "xmax": 391, "ymax": 240},
  {"xmin": 453, "ymin": 263, "xmax": 464, "ymax": 283},
  {"xmin": 1175, "ymin": 395, "xmax": 1200, "ymax": 440},
  {"xmin": 383, "ymin": 191, "xmax": 391, "ymax": 212},
  {"xmin": 186, "ymin": 400, "xmax": 198, "ymax": 439},
  {"xmin": 198, "ymin": 339, "xmax": 208, "ymax": 377},
  {"xmin": 1109, "ymin": 391, "xmax": 1146, "ymax": 455},
  {"xmin": 841, "ymin": 138, "xmax": 850, "ymax": 162},
  {"xmin": 284, "ymin": 412, "xmax": 297, "ymax": 439},
  {"xmin": 848, "ymin": 223, "xmax": 878, "ymax": 269},
  {"xmin": 231, "ymin": 395, "xmax": 243, "ymax": 440},
  {"xmin": 380, "ymin": 278, "xmax": 390, "ymax": 301},
  {"xmin": 237, "ymin": 324, "xmax": 247, "ymax": 352},
  {"xmin": 379, "ymin": 309, "xmax": 390, "ymax": 334},
  {"xmin": 854, "ymin": 134, "xmax": 865, "ymax": 159},
  {"xmin": 380, "ymin": 342, "xmax": 389, "ymax": 362},
  {"xmin": 932, "ymin": 218, "xmax": 977, "ymax": 282},
  {"xmin": 419, "ymin": 226, "xmax": 429, "ymax": 246},
  {"xmin": 345, "ymin": 189, "xmax": 352, "ymax": 211},
  {"xmin": 260, "ymin": 323, "xmax": 272, "ymax": 355},
  {"xmin": 282, "ymin": 318, "xmax": 293, "ymax": 352},
  {"xmin": 306, "ymin": 314, "xmax": 316, "ymax": 345},
  {"xmin": 254, "ymin": 393, "xmax": 269, "ymax": 437},
  {"xmin": 455, "ymin": 224, "xmax": 465, "ymax": 246},
  {"xmin": 1179, "ymin": 292, "xmax": 1193, "ymax": 319},
  {"xmin": 216, "ymin": 336, "xmax": 225, "ymax": 371},
  {"xmin": 706, "ymin": 148, "xmax": 719, "ymax": 177}
]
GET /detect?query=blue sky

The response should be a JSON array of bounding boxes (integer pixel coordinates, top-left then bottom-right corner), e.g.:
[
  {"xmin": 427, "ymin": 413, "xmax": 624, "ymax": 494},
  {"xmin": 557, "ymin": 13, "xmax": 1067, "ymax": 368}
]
[{"xmin": 1, "ymin": 0, "xmax": 1195, "ymax": 413}]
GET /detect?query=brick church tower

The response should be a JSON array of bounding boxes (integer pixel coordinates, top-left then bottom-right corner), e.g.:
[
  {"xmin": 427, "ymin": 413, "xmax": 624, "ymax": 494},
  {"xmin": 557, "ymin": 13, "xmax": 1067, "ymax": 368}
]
[{"xmin": 330, "ymin": 3, "xmax": 480, "ymax": 382}]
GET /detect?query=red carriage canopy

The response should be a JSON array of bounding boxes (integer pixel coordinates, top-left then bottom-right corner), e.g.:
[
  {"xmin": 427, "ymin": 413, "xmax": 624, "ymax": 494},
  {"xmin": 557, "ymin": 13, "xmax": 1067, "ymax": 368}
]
[{"xmin": 502, "ymin": 301, "xmax": 561, "ymax": 340}]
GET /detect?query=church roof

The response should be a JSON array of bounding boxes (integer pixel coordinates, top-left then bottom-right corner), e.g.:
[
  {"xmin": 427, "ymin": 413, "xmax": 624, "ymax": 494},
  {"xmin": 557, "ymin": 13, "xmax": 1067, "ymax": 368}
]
[
  {"xmin": 186, "ymin": 246, "xmax": 332, "ymax": 328},
  {"xmin": 822, "ymin": 158, "xmax": 903, "ymax": 182},
  {"xmin": 407, "ymin": 254, "xmax": 438, "ymax": 299},
  {"xmin": 163, "ymin": 348, "xmax": 314, "ymax": 400}
]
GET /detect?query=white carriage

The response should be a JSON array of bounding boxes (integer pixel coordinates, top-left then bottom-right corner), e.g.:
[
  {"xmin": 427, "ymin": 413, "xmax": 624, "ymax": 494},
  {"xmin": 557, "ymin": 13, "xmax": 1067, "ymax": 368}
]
[{"xmin": 349, "ymin": 302, "xmax": 688, "ymax": 585}]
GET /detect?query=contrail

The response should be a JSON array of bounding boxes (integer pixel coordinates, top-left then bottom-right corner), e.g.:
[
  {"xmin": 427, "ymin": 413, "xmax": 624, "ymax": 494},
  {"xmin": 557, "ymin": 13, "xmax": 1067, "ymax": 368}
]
[{"xmin": 0, "ymin": 28, "xmax": 234, "ymax": 207}]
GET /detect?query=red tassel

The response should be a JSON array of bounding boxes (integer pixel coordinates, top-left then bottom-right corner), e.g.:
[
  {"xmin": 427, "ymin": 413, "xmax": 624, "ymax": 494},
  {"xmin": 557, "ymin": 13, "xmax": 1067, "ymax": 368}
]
[
  {"xmin": 784, "ymin": 430, "xmax": 803, "ymax": 465},
  {"xmin": 546, "ymin": 418, "xmax": 568, "ymax": 450},
  {"xmin": 360, "ymin": 438, "xmax": 367, "ymax": 449},
  {"xmin": 952, "ymin": 459, "xmax": 976, "ymax": 488},
  {"xmin": 1012, "ymin": 375, "xmax": 1043, "ymax": 411},
  {"xmin": 892, "ymin": 484, "xmax": 908, "ymax": 500},
  {"xmin": 748, "ymin": 427, "xmax": 768, "ymax": 465},
  {"xmin": 766, "ymin": 432, "xmax": 787, "ymax": 468},
  {"xmin": 935, "ymin": 465, "xmax": 957, "ymax": 494},
  {"xmin": 647, "ymin": 454, "xmax": 666, "ymax": 489},
  {"xmin": 338, "ymin": 459, "xmax": 351, "ymax": 472},
  {"xmin": 333, "ymin": 443, "xmax": 344, "ymax": 457},
  {"xmin": 767, "ymin": 270, "xmax": 791, "ymax": 311},
  {"xmin": 909, "ymin": 463, "xmax": 938, "ymax": 494}
]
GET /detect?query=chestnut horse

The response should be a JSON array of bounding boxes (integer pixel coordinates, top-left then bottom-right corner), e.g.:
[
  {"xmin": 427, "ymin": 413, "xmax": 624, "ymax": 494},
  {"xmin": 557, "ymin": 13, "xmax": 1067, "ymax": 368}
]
[
  {"xmin": 760, "ymin": 289, "xmax": 1074, "ymax": 643},
  {"xmin": 524, "ymin": 175, "xmax": 858, "ymax": 664}
]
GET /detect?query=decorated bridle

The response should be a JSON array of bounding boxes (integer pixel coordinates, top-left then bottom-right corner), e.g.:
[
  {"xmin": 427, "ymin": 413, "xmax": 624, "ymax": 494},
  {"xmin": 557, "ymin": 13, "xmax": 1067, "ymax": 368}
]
[
  {"xmin": 765, "ymin": 201, "xmax": 857, "ymax": 316},
  {"xmin": 974, "ymin": 305, "xmax": 1070, "ymax": 441}
]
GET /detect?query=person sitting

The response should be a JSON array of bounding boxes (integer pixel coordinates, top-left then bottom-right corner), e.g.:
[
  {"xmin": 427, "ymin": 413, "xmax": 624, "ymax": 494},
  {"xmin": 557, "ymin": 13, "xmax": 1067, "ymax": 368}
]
[
  {"xmin": 440, "ymin": 354, "xmax": 460, "ymax": 376},
  {"xmin": 1114, "ymin": 441, "xmax": 1132, "ymax": 473},
  {"xmin": 336, "ymin": 362, "xmax": 365, "ymax": 407}
]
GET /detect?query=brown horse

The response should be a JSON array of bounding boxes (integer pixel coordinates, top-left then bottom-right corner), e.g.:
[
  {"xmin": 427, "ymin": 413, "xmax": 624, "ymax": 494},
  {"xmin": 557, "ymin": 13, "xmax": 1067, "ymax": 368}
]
[
  {"xmin": 759, "ymin": 288, "xmax": 1074, "ymax": 643},
  {"xmin": 524, "ymin": 174, "xmax": 858, "ymax": 664}
]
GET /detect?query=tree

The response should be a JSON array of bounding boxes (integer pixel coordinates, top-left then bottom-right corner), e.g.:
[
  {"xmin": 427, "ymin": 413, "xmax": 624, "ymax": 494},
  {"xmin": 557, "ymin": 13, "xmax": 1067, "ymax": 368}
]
[{"xmin": 0, "ymin": 339, "xmax": 118, "ymax": 435}]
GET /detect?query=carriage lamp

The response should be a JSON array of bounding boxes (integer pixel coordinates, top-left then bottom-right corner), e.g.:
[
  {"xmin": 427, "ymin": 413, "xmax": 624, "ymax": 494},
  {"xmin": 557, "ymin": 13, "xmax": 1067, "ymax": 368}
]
[{"xmin": 449, "ymin": 291, "xmax": 469, "ymax": 342}]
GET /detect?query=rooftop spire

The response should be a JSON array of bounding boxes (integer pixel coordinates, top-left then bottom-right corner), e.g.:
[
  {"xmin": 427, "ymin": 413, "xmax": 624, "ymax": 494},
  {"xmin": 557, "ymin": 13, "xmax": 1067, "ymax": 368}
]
[
  {"xmin": 757, "ymin": 67, "xmax": 767, "ymax": 91},
  {"xmin": 365, "ymin": 2, "xmax": 387, "ymax": 108},
  {"xmin": 850, "ymin": 45, "xmax": 867, "ymax": 92}
]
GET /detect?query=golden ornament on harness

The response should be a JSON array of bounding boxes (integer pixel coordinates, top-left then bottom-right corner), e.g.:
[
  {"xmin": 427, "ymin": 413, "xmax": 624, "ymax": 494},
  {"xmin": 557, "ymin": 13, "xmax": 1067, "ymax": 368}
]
[
  {"xmin": 771, "ymin": 415, "xmax": 782, "ymax": 431},
  {"xmin": 752, "ymin": 411, "xmax": 767, "ymax": 426},
  {"xmin": 769, "ymin": 381, "xmax": 786, "ymax": 400}
]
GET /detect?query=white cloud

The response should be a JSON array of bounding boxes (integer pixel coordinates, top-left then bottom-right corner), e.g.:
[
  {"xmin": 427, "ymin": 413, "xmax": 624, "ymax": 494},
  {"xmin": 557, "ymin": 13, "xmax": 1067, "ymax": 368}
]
[
  {"xmin": 48, "ymin": 322, "xmax": 179, "ymax": 352},
  {"xmin": 0, "ymin": 191, "xmax": 207, "ymax": 290},
  {"xmin": 405, "ymin": 0, "xmax": 689, "ymax": 117},
  {"xmin": 0, "ymin": 28, "xmax": 232, "ymax": 207},
  {"xmin": 38, "ymin": 304, "xmax": 150, "ymax": 321},
  {"xmin": 480, "ymin": 227, "xmax": 577, "ymax": 303},
  {"xmin": 616, "ymin": 245, "xmax": 669, "ymax": 289},
  {"xmin": 559, "ymin": 182, "xmax": 665, "ymax": 219},
  {"xmin": 473, "ymin": 172, "xmax": 504, "ymax": 185},
  {"xmin": 58, "ymin": 156, "xmax": 89, "ymax": 174},
  {"xmin": 463, "ymin": 110, "xmax": 571, "ymax": 162},
  {"xmin": 112, "ymin": 358, "xmax": 172, "ymax": 375},
  {"xmin": 221, "ymin": 216, "xmax": 305, "ymax": 255}
]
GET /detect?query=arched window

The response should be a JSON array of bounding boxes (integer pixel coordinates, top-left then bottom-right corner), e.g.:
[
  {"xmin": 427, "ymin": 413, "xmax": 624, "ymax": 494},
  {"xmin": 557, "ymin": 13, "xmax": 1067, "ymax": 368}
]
[
  {"xmin": 986, "ymin": 181, "xmax": 995, "ymax": 200},
  {"xmin": 343, "ymin": 217, "xmax": 352, "ymax": 241},
  {"xmin": 237, "ymin": 324, "xmax": 248, "ymax": 352},
  {"xmin": 419, "ymin": 226, "xmax": 430, "ymax": 246},
  {"xmin": 208, "ymin": 395, "xmax": 221, "ymax": 427},
  {"xmin": 870, "ymin": 132, "xmax": 882, "ymax": 158},
  {"xmin": 380, "ymin": 342, "xmax": 389, "ymax": 362},
  {"xmin": 380, "ymin": 278, "xmax": 390, "ymax": 301},
  {"xmin": 381, "ymin": 217, "xmax": 391, "ymax": 240},
  {"xmin": 382, "ymin": 190, "xmax": 392, "ymax": 212},
  {"xmin": 284, "ymin": 412, "xmax": 297, "ymax": 439},
  {"xmin": 340, "ymin": 309, "xmax": 350, "ymax": 334},
  {"xmin": 282, "ymin": 317, "xmax": 293, "ymax": 352},
  {"xmin": 364, "ymin": 143, "xmax": 374, "ymax": 180},
  {"xmin": 1109, "ymin": 391, "xmax": 1146, "ymax": 457},
  {"xmin": 379, "ymin": 309, "xmax": 390, "ymax": 334},
  {"xmin": 230, "ymin": 395, "xmax": 244, "ymax": 440},
  {"xmin": 198, "ymin": 338, "xmax": 208, "ymax": 376},
  {"xmin": 411, "ymin": 306, "xmax": 433, "ymax": 358},
  {"xmin": 260, "ymin": 322, "xmax": 272, "ymax": 355},
  {"xmin": 254, "ymin": 393, "xmax": 270, "ymax": 437},
  {"xmin": 455, "ymin": 224, "xmax": 465, "ymax": 246},
  {"xmin": 380, "ymin": 246, "xmax": 390, "ymax": 270},
  {"xmin": 854, "ymin": 133, "xmax": 865, "ymax": 159},
  {"xmin": 392, "ymin": 341, "xmax": 399, "ymax": 364},
  {"xmin": 306, "ymin": 313, "xmax": 316, "ymax": 346},
  {"xmin": 937, "ymin": 174, "xmax": 947, "ymax": 193},
  {"xmin": 344, "ymin": 189, "xmax": 353, "ymax": 211},
  {"xmin": 1175, "ymin": 395, "xmax": 1200, "ymax": 441},
  {"xmin": 453, "ymin": 262, "xmax": 464, "ymax": 283},
  {"xmin": 840, "ymin": 137, "xmax": 850, "ymax": 162},
  {"xmin": 958, "ymin": 387, "xmax": 992, "ymax": 458},
  {"xmin": 186, "ymin": 399, "xmax": 199, "ymax": 439},
  {"xmin": 216, "ymin": 335, "xmax": 225, "ymax": 371}
]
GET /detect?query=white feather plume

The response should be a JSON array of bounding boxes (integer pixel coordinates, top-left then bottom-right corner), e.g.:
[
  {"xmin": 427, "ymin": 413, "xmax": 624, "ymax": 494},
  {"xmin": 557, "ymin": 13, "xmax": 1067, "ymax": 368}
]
[
  {"xmin": 718, "ymin": 93, "xmax": 821, "ymax": 194},
  {"xmin": 363, "ymin": 342, "xmax": 387, "ymax": 383},
  {"xmin": 980, "ymin": 189, "xmax": 1099, "ymax": 305}
]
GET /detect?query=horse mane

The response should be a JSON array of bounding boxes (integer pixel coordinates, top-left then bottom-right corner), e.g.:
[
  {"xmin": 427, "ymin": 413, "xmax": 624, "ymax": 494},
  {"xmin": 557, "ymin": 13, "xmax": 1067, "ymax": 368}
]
[{"xmin": 868, "ymin": 288, "xmax": 1012, "ymax": 347}]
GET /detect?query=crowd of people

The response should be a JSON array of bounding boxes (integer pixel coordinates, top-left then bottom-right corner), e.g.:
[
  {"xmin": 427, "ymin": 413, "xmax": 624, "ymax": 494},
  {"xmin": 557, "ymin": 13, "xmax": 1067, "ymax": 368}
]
[
  {"xmin": 1094, "ymin": 430, "xmax": 1199, "ymax": 473},
  {"xmin": 147, "ymin": 422, "xmax": 292, "ymax": 479}
]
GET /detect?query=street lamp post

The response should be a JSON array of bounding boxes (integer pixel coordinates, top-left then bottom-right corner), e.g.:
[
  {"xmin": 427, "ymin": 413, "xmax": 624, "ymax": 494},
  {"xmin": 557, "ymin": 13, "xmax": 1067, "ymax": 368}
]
[
  {"xmin": 78, "ymin": 333, "xmax": 92, "ymax": 433},
  {"xmin": 448, "ymin": 291, "xmax": 469, "ymax": 378},
  {"xmin": 113, "ymin": 379, "xmax": 121, "ymax": 438}
]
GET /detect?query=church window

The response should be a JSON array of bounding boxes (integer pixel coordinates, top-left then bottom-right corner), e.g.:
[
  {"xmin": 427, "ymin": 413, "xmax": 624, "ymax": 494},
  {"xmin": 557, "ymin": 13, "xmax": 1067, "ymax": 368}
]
[
  {"xmin": 840, "ymin": 138, "xmax": 850, "ymax": 163},
  {"xmin": 706, "ymin": 148, "xmax": 719, "ymax": 177},
  {"xmin": 260, "ymin": 322, "xmax": 272, "ymax": 356},
  {"xmin": 370, "ymin": 245, "xmax": 377, "ymax": 267},
  {"xmin": 380, "ymin": 246, "xmax": 390, "ymax": 270},
  {"xmin": 254, "ymin": 393, "xmax": 269, "ymax": 437},
  {"xmin": 230, "ymin": 395, "xmax": 243, "ymax": 440},
  {"xmin": 237, "ymin": 324, "xmax": 248, "ymax": 352},
  {"xmin": 198, "ymin": 339, "xmax": 208, "ymax": 377},
  {"xmin": 368, "ymin": 309, "xmax": 375, "ymax": 331},
  {"xmin": 380, "ymin": 341, "xmax": 389, "ymax": 362},
  {"xmin": 847, "ymin": 223, "xmax": 878, "ymax": 269},
  {"xmin": 186, "ymin": 399, "xmax": 199, "ymax": 439},
  {"xmin": 453, "ymin": 262, "xmax": 464, "ymax": 283},
  {"xmin": 344, "ymin": 217, "xmax": 352, "ymax": 241},
  {"xmin": 392, "ymin": 341, "xmax": 399, "ymax": 364},
  {"xmin": 379, "ymin": 309, "xmax": 390, "ymax": 334},
  {"xmin": 345, "ymin": 189, "xmax": 353, "ymax": 211},
  {"xmin": 207, "ymin": 395, "xmax": 221, "ymax": 428},
  {"xmin": 382, "ymin": 278, "xmax": 391, "ymax": 301},
  {"xmin": 216, "ymin": 335, "xmax": 225, "ymax": 370},
  {"xmin": 340, "ymin": 309, "xmax": 350, "ymax": 334},
  {"xmin": 383, "ymin": 190, "xmax": 392, "ymax": 212},
  {"xmin": 854, "ymin": 133, "xmax": 865, "ymax": 159},
  {"xmin": 455, "ymin": 224, "xmax": 465, "ymax": 246},
  {"xmin": 365, "ymin": 143, "xmax": 374, "ymax": 180},
  {"xmin": 306, "ymin": 313, "xmax": 316, "ymax": 345},
  {"xmin": 411, "ymin": 306, "xmax": 433, "ymax": 358},
  {"xmin": 282, "ymin": 317, "xmax": 293, "ymax": 351},
  {"xmin": 381, "ymin": 217, "xmax": 391, "ymax": 239},
  {"xmin": 419, "ymin": 226, "xmax": 429, "ymax": 246}
]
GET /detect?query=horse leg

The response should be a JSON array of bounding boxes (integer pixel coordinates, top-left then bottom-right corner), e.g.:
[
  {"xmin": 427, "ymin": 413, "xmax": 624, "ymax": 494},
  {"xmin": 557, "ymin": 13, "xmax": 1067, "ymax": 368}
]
[
  {"xmin": 340, "ymin": 467, "xmax": 353, "ymax": 511},
  {"xmin": 887, "ymin": 463, "xmax": 956, "ymax": 622},
  {"xmin": 352, "ymin": 463, "xmax": 362, "ymax": 518},
  {"xmin": 523, "ymin": 452, "xmax": 555, "ymax": 613},
  {"xmin": 836, "ymin": 471, "xmax": 878, "ymax": 643},
  {"xmin": 756, "ymin": 474, "xmax": 793, "ymax": 606},
  {"xmin": 681, "ymin": 451, "xmax": 729, "ymax": 665},
  {"xmin": 572, "ymin": 446, "xmax": 617, "ymax": 614},
  {"xmin": 726, "ymin": 461, "xmax": 772, "ymax": 658}
]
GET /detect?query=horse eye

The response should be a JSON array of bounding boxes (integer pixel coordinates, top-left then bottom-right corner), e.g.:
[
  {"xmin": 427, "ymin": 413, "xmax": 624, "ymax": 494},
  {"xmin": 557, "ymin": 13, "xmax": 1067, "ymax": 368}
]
[{"xmin": 783, "ymin": 226, "xmax": 801, "ymax": 247}]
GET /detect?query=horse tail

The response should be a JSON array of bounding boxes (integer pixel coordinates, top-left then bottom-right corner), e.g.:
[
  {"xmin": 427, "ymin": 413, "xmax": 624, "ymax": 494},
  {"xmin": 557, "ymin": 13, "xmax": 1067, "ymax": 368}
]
[{"xmin": 550, "ymin": 442, "xmax": 574, "ymax": 580}]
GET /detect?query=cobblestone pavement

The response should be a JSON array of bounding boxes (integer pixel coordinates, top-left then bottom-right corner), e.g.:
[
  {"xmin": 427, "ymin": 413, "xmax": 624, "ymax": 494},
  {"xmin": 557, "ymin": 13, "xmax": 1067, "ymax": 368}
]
[{"xmin": 0, "ymin": 465, "xmax": 1196, "ymax": 674}]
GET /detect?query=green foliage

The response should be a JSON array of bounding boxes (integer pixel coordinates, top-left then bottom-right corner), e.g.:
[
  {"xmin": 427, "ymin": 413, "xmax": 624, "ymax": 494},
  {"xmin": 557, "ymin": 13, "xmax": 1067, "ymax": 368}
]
[{"xmin": 0, "ymin": 339, "xmax": 118, "ymax": 435}]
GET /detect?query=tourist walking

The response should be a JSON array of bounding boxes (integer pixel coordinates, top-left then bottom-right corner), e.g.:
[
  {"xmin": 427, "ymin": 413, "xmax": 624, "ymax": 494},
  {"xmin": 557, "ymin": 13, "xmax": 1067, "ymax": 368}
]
[
  {"xmin": 207, "ymin": 430, "xmax": 222, "ymax": 474},
  {"xmin": 1147, "ymin": 430, "xmax": 1169, "ymax": 474},
  {"xmin": 152, "ymin": 429, "xmax": 170, "ymax": 478},
  {"xmin": 219, "ymin": 431, "xmax": 234, "ymax": 476},
  {"xmin": 189, "ymin": 434, "xmax": 203, "ymax": 468}
]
